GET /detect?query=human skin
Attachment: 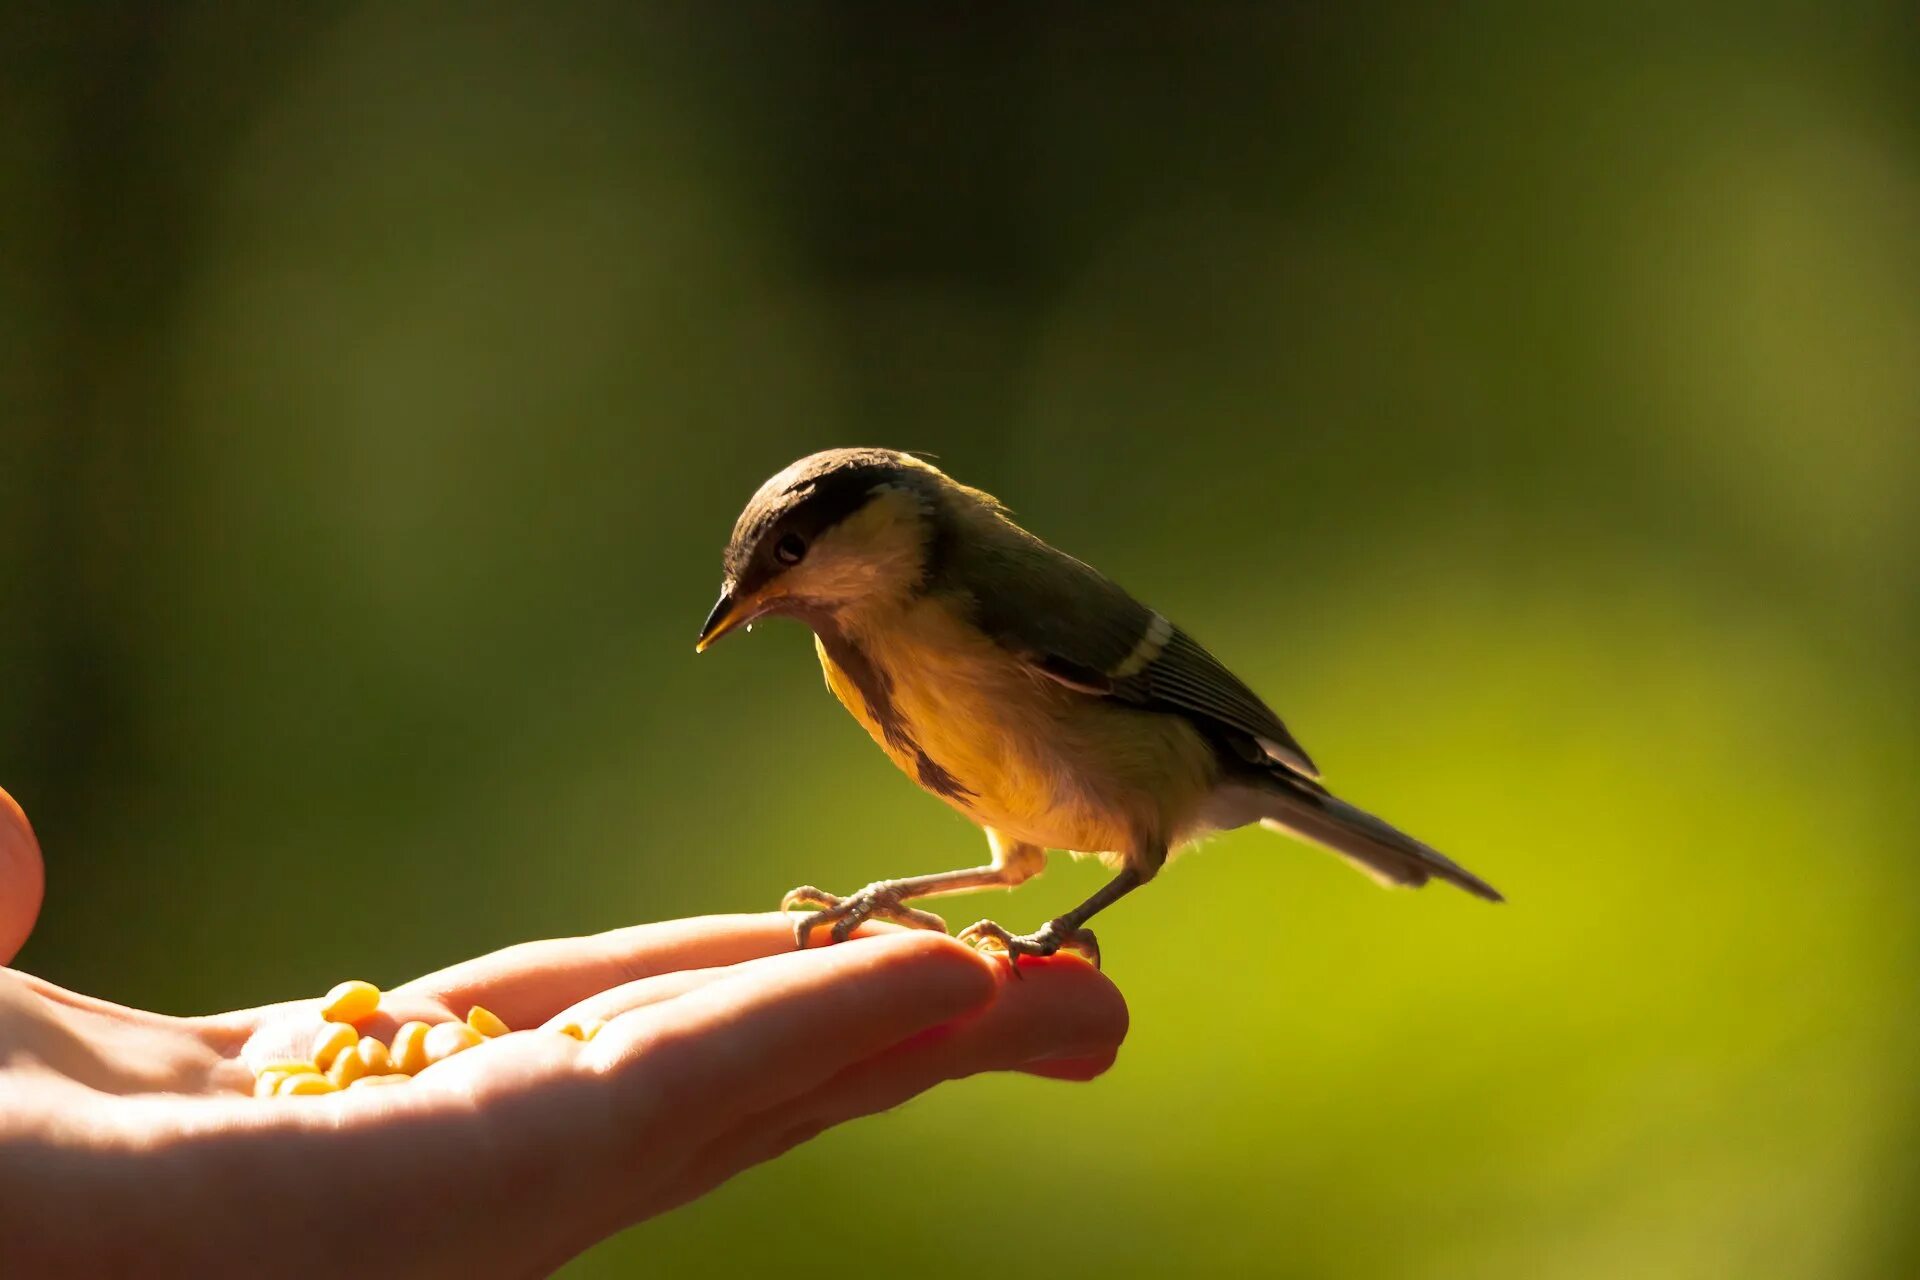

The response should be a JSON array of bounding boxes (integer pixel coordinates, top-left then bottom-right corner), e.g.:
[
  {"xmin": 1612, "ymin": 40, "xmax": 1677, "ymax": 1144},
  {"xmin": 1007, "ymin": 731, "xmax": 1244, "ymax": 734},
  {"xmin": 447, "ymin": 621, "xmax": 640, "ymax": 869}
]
[{"xmin": 0, "ymin": 788, "xmax": 1128, "ymax": 1277}]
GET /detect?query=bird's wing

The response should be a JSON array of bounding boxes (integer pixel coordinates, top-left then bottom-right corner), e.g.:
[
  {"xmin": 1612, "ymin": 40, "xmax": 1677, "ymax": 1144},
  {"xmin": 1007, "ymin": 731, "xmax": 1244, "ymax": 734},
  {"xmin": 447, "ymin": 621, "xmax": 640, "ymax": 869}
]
[{"xmin": 951, "ymin": 520, "xmax": 1320, "ymax": 781}]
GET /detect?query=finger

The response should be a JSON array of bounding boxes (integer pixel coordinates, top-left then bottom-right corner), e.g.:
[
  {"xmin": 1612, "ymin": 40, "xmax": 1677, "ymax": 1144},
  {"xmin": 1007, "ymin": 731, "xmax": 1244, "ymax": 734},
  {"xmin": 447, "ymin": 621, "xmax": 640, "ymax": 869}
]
[
  {"xmin": 595, "ymin": 931, "xmax": 997, "ymax": 1127},
  {"xmin": 537, "ymin": 967, "xmax": 732, "ymax": 1030},
  {"xmin": 676, "ymin": 960, "xmax": 1126, "ymax": 1198},
  {"xmin": 394, "ymin": 913, "xmax": 874, "ymax": 1030},
  {"xmin": 0, "ymin": 786, "xmax": 45, "ymax": 965},
  {"xmin": 534, "ymin": 923, "xmax": 920, "ymax": 1029},
  {"xmin": 777, "ymin": 953, "xmax": 1125, "ymax": 1122},
  {"xmin": 1018, "ymin": 1054, "xmax": 1118, "ymax": 1082}
]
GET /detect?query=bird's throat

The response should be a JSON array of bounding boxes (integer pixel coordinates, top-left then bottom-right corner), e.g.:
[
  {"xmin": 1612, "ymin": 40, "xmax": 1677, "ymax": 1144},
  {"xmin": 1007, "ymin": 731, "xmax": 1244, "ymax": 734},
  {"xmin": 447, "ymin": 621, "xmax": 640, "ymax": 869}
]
[{"xmin": 811, "ymin": 615, "xmax": 975, "ymax": 803}]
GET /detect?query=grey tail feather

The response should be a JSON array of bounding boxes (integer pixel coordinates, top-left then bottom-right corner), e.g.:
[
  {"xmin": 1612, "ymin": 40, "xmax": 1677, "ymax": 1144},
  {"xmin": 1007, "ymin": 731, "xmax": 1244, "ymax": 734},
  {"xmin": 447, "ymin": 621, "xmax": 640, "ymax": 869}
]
[{"xmin": 1256, "ymin": 782, "xmax": 1504, "ymax": 903}]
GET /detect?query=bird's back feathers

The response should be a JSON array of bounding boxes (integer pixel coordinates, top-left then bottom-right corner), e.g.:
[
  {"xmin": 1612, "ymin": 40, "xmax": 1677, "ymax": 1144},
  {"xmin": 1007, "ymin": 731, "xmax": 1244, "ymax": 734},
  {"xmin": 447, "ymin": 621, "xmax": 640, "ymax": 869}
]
[{"xmin": 942, "ymin": 501, "xmax": 1319, "ymax": 781}]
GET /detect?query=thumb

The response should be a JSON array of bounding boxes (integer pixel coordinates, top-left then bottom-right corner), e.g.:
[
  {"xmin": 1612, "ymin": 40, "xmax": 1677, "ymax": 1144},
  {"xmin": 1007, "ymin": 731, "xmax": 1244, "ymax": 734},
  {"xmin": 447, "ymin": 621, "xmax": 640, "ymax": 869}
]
[{"xmin": 0, "ymin": 787, "xmax": 45, "ymax": 964}]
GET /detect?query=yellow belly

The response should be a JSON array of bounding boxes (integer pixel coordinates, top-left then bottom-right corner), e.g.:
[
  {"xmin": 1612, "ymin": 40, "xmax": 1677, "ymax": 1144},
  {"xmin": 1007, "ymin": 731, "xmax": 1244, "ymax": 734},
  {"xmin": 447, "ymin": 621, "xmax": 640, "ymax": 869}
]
[{"xmin": 814, "ymin": 599, "xmax": 1217, "ymax": 857}]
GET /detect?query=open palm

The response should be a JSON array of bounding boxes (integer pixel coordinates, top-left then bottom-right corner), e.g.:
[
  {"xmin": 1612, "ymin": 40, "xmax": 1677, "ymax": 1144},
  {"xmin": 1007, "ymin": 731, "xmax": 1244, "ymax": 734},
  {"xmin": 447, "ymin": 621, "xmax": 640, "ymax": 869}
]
[{"xmin": 0, "ymin": 789, "xmax": 1127, "ymax": 1278}]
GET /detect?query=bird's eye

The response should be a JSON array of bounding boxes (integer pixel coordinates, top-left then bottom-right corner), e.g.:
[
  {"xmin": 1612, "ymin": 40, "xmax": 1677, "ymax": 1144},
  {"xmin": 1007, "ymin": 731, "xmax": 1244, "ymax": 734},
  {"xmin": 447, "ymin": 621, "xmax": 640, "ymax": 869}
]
[{"xmin": 774, "ymin": 533, "xmax": 808, "ymax": 566}]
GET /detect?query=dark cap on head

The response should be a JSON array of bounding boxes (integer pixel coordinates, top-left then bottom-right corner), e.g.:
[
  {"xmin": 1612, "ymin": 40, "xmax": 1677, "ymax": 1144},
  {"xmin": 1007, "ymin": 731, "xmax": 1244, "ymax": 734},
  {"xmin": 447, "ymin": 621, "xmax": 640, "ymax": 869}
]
[{"xmin": 722, "ymin": 447, "xmax": 934, "ymax": 591}]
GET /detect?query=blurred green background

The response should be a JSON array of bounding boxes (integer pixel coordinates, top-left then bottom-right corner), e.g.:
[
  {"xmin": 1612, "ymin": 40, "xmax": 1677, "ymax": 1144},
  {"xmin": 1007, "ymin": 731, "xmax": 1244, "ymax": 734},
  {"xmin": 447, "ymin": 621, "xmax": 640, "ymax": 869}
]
[{"xmin": 4, "ymin": 3, "xmax": 1916, "ymax": 1276}]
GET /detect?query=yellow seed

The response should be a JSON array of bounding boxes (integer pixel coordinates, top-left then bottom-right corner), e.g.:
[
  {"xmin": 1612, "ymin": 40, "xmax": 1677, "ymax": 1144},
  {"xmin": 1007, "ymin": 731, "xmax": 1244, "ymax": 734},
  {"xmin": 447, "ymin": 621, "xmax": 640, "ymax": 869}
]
[
  {"xmin": 389, "ymin": 1021, "xmax": 430, "ymax": 1075},
  {"xmin": 276, "ymin": 1071, "xmax": 338, "ymax": 1096},
  {"xmin": 555, "ymin": 1018, "xmax": 604, "ymax": 1042},
  {"xmin": 465, "ymin": 1004, "xmax": 510, "ymax": 1038},
  {"xmin": 311, "ymin": 1022, "xmax": 358, "ymax": 1071},
  {"xmin": 320, "ymin": 980, "xmax": 381, "ymax": 1025},
  {"xmin": 328, "ymin": 1045, "xmax": 371, "ymax": 1087},
  {"xmin": 254, "ymin": 1070, "xmax": 292, "ymax": 1097},
  {"xmin": 256, "ymin": 1059, "xmax": 318, "ymax": 1076},
  {"xmin": 354, "ymin": 1035, "xmax": 392, "ymax": 1076},
  {"xmin": 348, "ymin": 1073, "xmax": 409, "ymax": 1089},
  {"xmin": 422, "ymin": 1021, "xmax": 483, "ymax": 1065}
]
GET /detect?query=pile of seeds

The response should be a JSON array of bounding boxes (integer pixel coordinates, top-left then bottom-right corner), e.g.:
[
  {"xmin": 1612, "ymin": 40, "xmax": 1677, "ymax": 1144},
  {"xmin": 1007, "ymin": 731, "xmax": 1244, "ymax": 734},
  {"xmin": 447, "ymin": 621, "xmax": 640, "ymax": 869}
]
[{"xmin": 252, "ymin": 979, "xmax": 605, "ymax": 1098}]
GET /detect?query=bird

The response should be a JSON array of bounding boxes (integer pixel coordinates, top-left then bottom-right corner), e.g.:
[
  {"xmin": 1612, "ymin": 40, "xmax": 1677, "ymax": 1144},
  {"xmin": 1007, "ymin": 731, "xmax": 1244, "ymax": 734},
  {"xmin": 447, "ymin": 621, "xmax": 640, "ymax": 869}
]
[{"xmin": 696, "ymin": 448, "xmax": 1500, "ymax": 967}]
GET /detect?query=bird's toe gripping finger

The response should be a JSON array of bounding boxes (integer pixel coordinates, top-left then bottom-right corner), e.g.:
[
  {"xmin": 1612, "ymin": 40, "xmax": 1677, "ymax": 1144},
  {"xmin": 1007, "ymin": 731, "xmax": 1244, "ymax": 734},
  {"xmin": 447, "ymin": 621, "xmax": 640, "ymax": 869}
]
[
  {"xmin": 1047, "ymin": 925, "xmax": 1101, "ymax": 969},
  {"xmin": 826, "ymin": 901, "xmax": 946, "ymax": 943},
  {"xmin": 956, "ymin": 919, "xmax": 1012, "ymax": 952},
  {"xmin": 882, "ymin": 900, "xmax": 948, "ymax": 932},
  {"xmin": 781, "ymin": 885, "xmax": 843, "ymax": 913},
  {"xmin": 785, "ymin": 884, "xmax": 949, "ymax": 948},
  {"xmin": 958, "ymin": 919, "xmax": 1101, "ymax": 971},
  {"xmin": 956, "ymin": 919, "xmax": 1024, "ymax": 978}
]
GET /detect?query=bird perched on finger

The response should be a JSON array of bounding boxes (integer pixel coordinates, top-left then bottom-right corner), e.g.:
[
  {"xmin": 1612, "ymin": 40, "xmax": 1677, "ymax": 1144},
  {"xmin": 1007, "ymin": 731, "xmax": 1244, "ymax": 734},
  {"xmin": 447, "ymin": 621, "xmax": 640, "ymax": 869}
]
[{"xmin": 697, "ymin": 448, "xmax": 1501, "ymax": 967}]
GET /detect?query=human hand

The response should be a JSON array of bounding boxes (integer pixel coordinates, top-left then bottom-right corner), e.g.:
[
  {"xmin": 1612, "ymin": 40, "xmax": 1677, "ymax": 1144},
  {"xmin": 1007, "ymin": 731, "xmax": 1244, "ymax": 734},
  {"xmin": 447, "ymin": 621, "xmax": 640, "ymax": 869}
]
[{"xmin": 0, "ymin": 789, "xmax": 1128, "ymax": 1278}]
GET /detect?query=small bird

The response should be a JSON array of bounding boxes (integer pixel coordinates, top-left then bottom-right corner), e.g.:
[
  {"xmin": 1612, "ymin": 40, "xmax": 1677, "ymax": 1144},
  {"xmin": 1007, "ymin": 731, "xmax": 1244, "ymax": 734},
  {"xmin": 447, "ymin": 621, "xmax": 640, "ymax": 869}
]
[{"xmin": 697, "ymin": 448, "xmax": 1500, "ymax": 966}]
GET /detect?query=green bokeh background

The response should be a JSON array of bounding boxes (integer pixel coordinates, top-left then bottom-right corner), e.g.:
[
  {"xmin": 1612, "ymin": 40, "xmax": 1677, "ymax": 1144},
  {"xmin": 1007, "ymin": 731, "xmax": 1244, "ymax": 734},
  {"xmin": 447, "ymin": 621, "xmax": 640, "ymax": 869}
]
[{"xmin": 4, "ymin": 4, "xmax": 1916, "ymax": 1276}]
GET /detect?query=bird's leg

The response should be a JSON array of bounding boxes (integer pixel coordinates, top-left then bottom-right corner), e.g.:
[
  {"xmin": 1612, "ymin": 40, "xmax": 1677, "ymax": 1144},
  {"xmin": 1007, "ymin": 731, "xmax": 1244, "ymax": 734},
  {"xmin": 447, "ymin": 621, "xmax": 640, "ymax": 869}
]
[
  {"xmin": 783, "ymin": 868, "xmax": 1004, "ymax": 945},
  {"xmin": 783, "ymin": 834, "xmax": 1046, "ymax": 947},
  {"xmin": 958, "ymin": 854, "xmax": 1157, "ymax": 970}
]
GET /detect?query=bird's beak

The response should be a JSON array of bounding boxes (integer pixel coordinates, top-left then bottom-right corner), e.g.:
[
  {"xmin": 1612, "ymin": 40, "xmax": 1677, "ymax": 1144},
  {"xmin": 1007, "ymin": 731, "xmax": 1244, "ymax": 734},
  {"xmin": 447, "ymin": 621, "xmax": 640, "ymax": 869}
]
[{"xmin": 695, "ymin": 588, "xmax": 751, "ymax": 653}]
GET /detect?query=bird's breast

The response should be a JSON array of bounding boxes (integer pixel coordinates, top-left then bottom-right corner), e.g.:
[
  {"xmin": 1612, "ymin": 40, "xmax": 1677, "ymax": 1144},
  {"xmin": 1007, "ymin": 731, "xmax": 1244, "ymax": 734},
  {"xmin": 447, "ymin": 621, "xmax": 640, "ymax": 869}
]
[{"xmin": 812, "ymin": 599, "xmax": 1216, "ymax": 855}]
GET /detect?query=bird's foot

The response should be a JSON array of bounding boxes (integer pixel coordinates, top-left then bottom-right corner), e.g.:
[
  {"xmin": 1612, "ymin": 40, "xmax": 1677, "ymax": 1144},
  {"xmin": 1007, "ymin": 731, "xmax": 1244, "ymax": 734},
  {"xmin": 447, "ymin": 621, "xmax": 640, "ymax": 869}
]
[
  {"xmin": 781, "ymin": 882, "xmax": 949, "ymax": 947},
  {"xmin": 957, "ymin": 918, "xmax": 1101, "ymax": 971}
]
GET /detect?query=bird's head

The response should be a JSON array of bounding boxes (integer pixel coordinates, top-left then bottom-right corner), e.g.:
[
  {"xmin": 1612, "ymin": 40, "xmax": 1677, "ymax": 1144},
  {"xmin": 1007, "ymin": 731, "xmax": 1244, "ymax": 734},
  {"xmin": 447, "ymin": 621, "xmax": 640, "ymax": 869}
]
[{"xmin": 696, "ymin": 448, "xmax": 960, "ymax": 651}]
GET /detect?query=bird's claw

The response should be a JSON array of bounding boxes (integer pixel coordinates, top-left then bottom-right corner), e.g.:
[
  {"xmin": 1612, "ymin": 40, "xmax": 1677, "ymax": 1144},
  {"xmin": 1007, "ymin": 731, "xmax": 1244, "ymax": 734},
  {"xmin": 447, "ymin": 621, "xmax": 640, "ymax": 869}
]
[
  {"xmin": 781, "ymin": 882, "xmax": 948, "ymax": 947},
  {"xmin": 957, "ymin": 918, "xmax": 1101, "ymax": 971}
]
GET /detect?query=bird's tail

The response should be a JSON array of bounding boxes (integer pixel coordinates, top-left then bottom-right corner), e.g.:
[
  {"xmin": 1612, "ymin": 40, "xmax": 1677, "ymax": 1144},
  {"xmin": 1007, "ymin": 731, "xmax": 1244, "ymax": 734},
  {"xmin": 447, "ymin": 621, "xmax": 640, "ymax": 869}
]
[{"xmin": 1256, "ymin": 779, "xmax": 1503, "ymax": 902}]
